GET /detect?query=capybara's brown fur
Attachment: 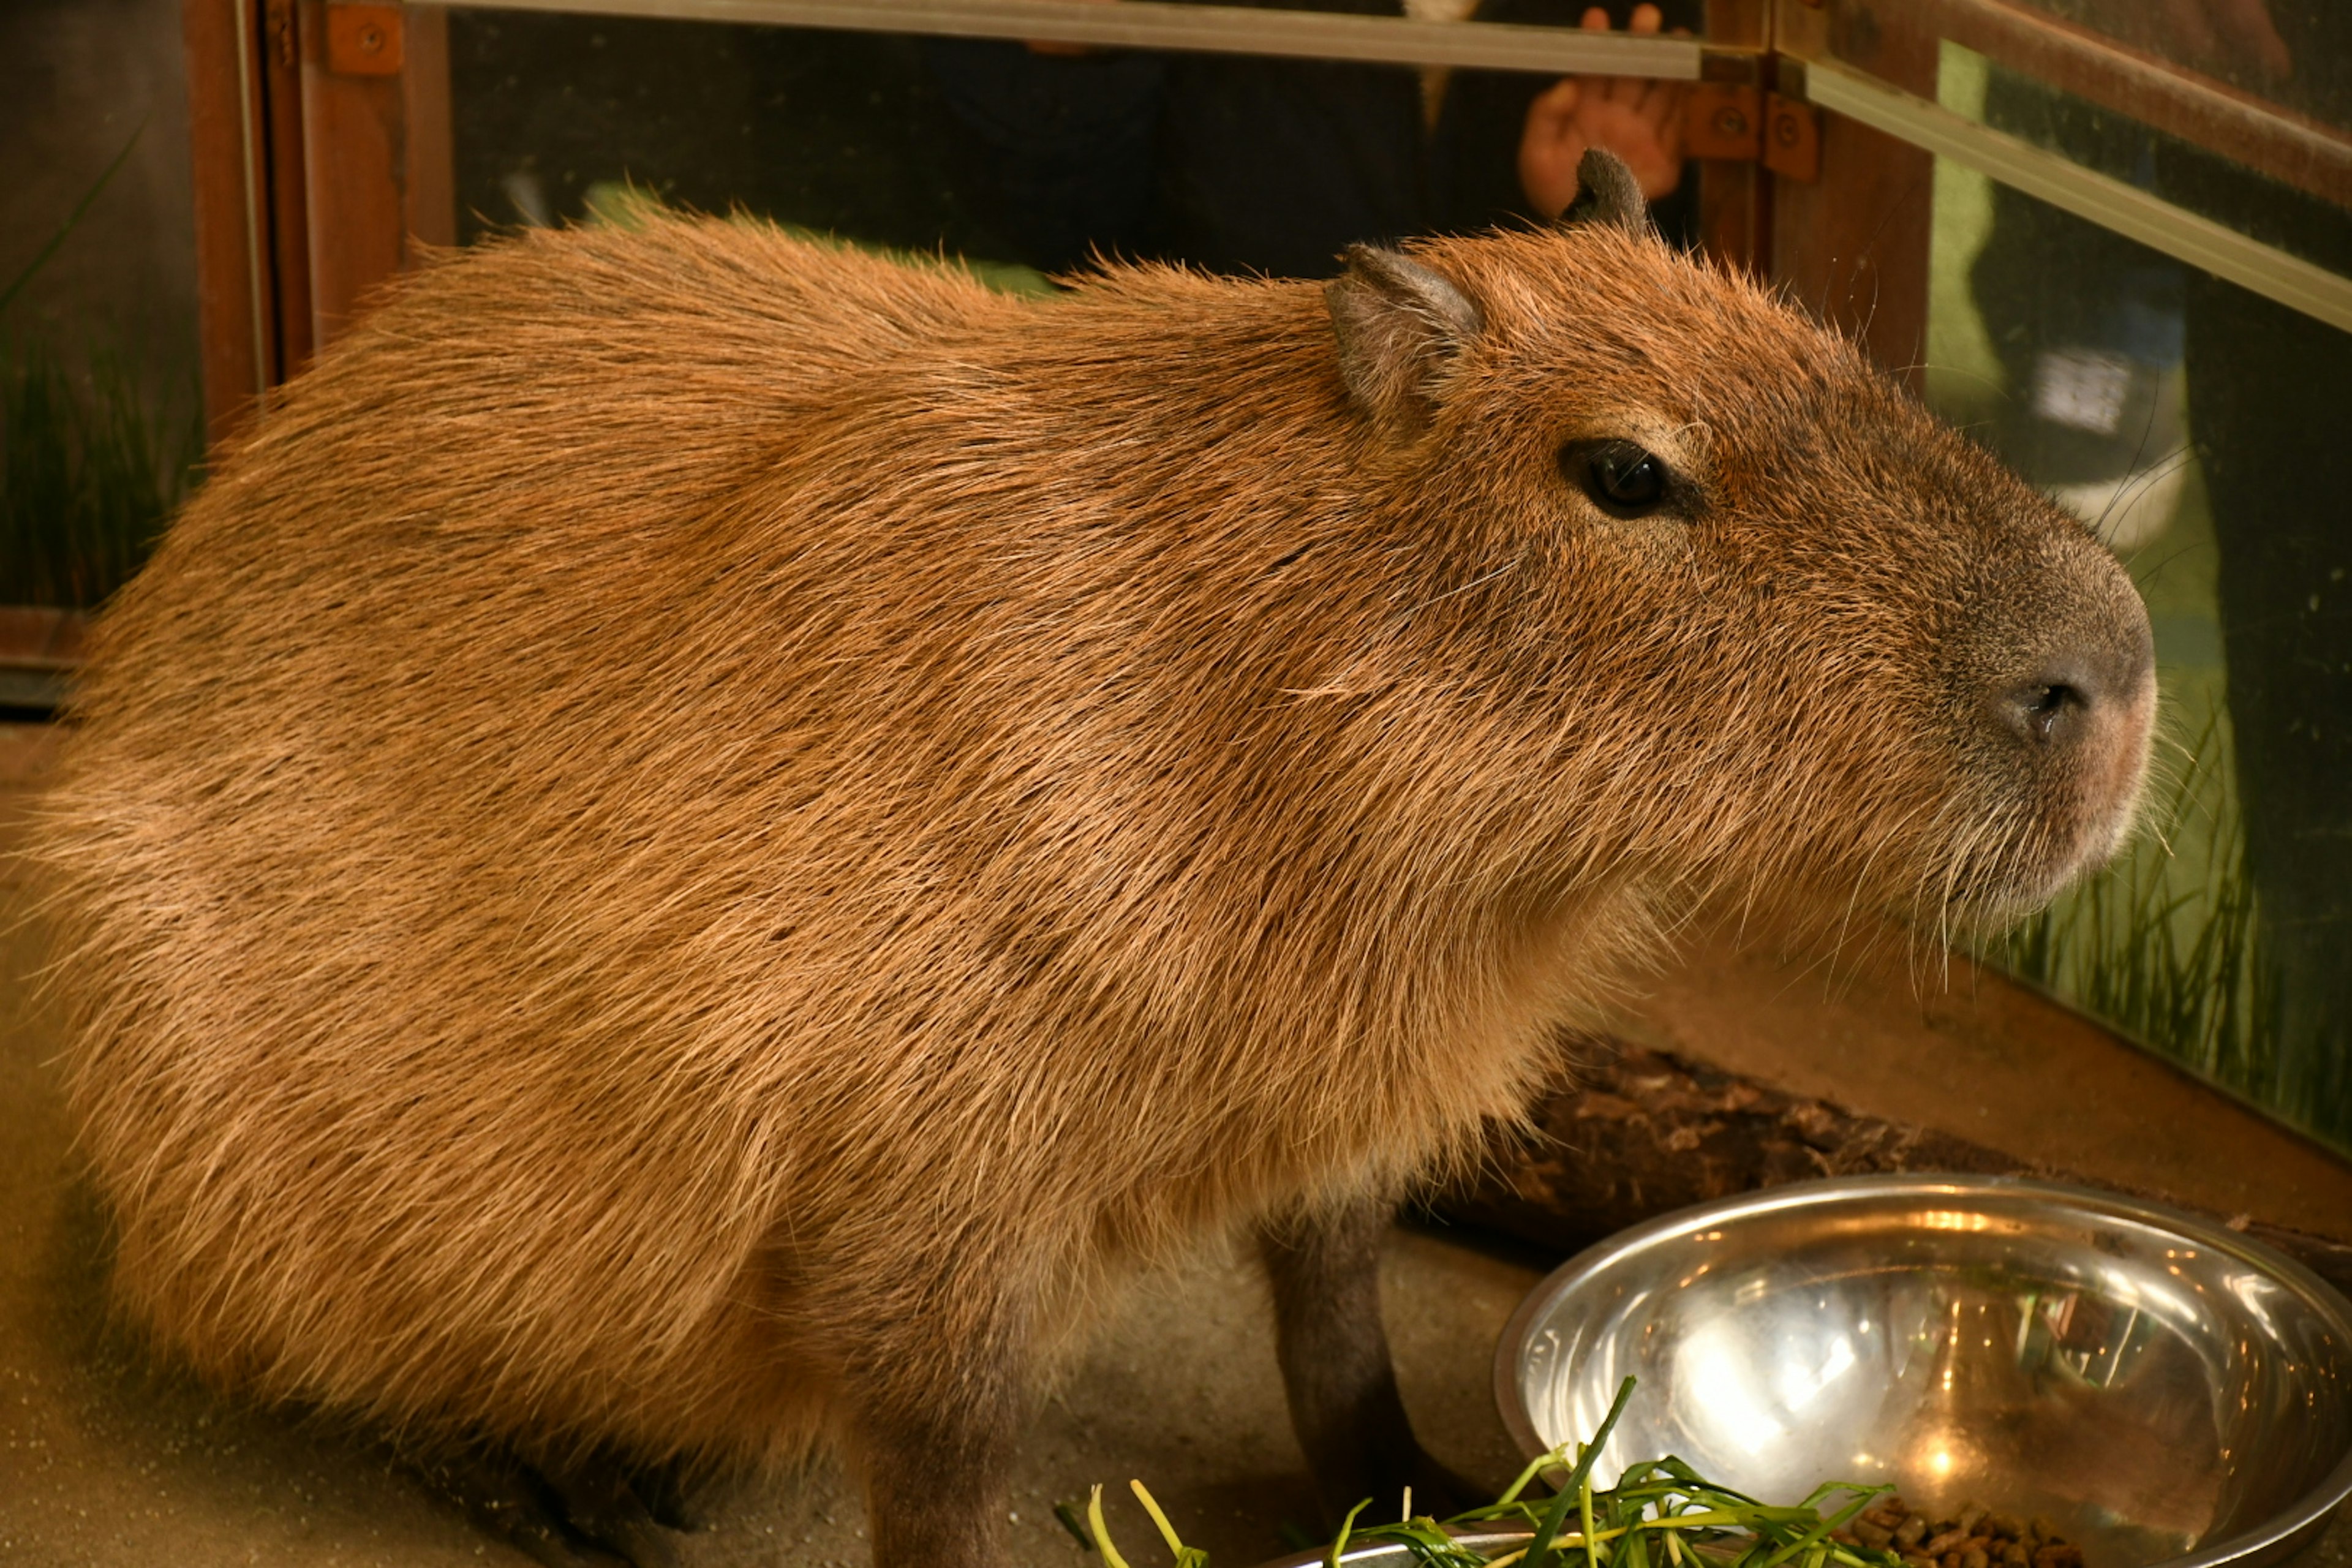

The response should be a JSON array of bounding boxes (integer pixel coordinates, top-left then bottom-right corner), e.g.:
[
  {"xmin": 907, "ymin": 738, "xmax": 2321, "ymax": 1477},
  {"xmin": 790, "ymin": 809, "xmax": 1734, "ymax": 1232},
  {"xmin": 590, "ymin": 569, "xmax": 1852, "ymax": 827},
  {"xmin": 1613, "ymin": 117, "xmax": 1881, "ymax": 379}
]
[{"xmin": 37, "ymin": 176, "xmax": 2152, "ymax": 1566}]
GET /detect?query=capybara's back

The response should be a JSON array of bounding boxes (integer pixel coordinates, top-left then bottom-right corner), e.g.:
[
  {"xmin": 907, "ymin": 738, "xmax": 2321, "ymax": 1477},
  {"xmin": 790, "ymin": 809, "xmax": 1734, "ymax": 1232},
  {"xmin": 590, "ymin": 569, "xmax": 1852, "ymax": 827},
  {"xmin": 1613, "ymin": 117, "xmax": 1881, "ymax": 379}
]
[{"xmin": 39, "ymin": 184, "xmax": 2154, "ymax": 1567}]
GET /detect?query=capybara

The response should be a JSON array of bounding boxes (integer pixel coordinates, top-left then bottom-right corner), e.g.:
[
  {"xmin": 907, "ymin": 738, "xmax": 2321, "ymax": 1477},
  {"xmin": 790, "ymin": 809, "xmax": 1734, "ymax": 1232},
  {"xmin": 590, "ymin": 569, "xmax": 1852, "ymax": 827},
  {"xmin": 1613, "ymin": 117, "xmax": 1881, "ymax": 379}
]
[{"xmin": 36, "ymin": 154, "xmax": 2153, "ymax": 1567}]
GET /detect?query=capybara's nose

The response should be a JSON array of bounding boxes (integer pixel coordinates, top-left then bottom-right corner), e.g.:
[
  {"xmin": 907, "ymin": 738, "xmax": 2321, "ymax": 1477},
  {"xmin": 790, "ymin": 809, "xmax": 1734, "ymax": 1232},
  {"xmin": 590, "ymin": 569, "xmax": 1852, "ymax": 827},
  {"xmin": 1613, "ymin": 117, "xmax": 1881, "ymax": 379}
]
[{"xmin": 1989, "ymin": 626, "xmax": 2155, "ymax": 754}]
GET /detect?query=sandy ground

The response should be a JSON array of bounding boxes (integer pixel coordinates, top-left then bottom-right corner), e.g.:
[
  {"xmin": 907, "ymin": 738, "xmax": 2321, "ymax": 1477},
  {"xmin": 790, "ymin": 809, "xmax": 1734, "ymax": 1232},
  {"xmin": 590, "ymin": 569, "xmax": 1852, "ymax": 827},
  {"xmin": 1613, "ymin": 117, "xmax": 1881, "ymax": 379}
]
[
  {"xmin": 4, "ymin": 718, "xmax": 2345, "ymax": 1568},
  {"xmin": 0, "ymin": 724, "xmax": 1539, "ymax": 1567}
]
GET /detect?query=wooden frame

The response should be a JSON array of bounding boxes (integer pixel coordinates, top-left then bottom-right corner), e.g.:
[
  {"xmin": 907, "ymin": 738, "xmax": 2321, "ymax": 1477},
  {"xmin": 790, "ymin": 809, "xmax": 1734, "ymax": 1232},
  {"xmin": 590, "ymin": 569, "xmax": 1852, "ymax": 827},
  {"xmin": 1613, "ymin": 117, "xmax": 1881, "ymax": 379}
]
[
  {"xmin": 427, "ymin": 0, "xmax": 1714, "ymax": 74},
  {"xmin": 185, "ymin": 0, "xmax": 302, "ymax": 443},
  {"xmin": 184, "ymin": 0, "xmax": 451, "ymax": 442},
  {"xmin": 1802, "ymin": 56, "xmax": 2352, "ymax": 332},
  {"xmin": 1691, "ymin": 0, "xmax": 1773, "ymax": 274},
  {"xmin": 1770, "ymin": 0, "xmax": 2352, "ymax": 369},
  {"xmin": 1768, "ymin": 1, "xmax": 1939, "ymax": 385}
]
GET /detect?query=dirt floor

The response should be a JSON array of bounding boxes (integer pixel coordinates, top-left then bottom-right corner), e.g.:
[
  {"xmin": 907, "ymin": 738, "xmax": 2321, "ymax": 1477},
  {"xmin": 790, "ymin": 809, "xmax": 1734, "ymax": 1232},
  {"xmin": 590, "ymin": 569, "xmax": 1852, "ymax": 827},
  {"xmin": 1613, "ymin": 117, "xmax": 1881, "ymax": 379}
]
[{"xmin": 4, "ymin": 718, "xmax": 2346, "ymax": 1568}]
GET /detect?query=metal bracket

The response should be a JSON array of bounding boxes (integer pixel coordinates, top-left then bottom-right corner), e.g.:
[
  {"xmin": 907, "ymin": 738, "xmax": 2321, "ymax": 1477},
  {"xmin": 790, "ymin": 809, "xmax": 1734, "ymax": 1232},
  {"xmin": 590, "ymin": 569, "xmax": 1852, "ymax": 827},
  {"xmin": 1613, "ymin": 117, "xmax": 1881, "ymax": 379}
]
[
  {"xmin": 325, "ymin": 2, "xmax": 404, "ymax": 75},
  {"xmin": 1686, "ymin": 84, "xmax": 1763, "ymax": 160},
  {"xmin": 1683, "ymin": 81, "xmax": 1820, "ymax": 183},
  {"xmin": 1763, "ymin": 92, "xmax": 1822, "ymax": 182}
]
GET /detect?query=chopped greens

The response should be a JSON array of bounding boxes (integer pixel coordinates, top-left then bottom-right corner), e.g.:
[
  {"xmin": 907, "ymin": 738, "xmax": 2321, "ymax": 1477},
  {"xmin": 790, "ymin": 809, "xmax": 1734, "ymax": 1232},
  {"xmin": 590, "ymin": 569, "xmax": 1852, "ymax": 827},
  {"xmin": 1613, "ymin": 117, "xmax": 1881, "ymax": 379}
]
[{"xmin": 1076, "ymin": 1377, "xmax": 1912, "ymax": 1568}]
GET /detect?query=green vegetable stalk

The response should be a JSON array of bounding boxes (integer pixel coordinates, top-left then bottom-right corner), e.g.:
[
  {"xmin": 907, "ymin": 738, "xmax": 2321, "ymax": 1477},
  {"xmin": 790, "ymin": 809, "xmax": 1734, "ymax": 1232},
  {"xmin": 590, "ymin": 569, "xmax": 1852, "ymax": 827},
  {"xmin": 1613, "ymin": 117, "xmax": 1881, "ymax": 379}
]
[{"xmin": 1077, "ymin": 1376, "xmax": 1912, "ymax": 1568}]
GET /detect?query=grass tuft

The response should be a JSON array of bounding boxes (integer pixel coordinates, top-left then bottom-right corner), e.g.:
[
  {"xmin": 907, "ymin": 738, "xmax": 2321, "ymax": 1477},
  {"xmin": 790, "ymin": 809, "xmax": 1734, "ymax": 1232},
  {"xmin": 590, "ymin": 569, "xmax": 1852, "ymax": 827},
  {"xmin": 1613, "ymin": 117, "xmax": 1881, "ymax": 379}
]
[
  {"xmin": 1995, "ymin": 704, "xmax": 2288, "ymax": 1126},
  {"xmin": 2, "ymin": 123, "xmax": 200, "ymax": 609},
  {"xmin": 0, "ymin": 324, "xmax": 199, "ymax": 608}
]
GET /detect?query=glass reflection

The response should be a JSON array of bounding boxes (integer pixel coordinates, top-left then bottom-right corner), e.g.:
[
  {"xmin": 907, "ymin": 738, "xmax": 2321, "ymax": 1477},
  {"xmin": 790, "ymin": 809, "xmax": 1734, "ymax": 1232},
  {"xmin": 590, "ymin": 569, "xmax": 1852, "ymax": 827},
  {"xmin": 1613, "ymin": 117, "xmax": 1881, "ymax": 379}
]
[
  {"xmin": 2007, "ymin": 1, "xmax": 2351, "ymax": 135},
  {"xmin": 447, "ymin": 1, "xmax": 1709, "ymax": 281},
  {"xmin": 1929, "ymin": 48, "xmax": 2352, "ymax": 1150}
]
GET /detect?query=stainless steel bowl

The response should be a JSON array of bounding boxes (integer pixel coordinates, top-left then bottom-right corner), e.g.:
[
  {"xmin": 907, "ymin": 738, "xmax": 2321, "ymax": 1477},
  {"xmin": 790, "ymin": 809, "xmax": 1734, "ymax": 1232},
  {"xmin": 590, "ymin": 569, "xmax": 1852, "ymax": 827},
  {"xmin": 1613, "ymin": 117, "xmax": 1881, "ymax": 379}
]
[
  {"xmin": 1256, "ymin": 1528, "xmax": 1538, "ymax": 1567},
  {"xmin": 1485, "ymin": 1175, "xmax": 2352, "ymax": 1568}
]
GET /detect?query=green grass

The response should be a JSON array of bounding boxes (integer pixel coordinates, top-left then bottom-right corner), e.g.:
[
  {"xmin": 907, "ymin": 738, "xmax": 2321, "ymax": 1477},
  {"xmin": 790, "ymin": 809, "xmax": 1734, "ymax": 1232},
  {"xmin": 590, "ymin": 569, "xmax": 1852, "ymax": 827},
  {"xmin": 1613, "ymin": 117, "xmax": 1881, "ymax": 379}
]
[
  {"xmin": 0, "ymin": 325, "xmax": 199, "ymax": 608},
  {"xmin": 1080, "ymin": 1378, "xmax": 1912, "ymax": 1568},
  {"xmin": 1996, "ymin": 706, "xmax": 2282, "ymax": 1116},
  {"xmin": 2, "ymin": 123, "xmax": 200, "ymax": 609}
]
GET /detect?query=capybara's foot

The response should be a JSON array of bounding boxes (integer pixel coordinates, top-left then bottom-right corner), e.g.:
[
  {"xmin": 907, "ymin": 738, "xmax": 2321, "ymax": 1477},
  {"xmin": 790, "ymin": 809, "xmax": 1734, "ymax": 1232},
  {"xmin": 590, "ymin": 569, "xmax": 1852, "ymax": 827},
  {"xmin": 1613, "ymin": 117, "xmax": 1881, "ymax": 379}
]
[
  {"xmin": 541, "ymin": 1453, "xmax": 689, "ymax": 1568},
  {"xmin": 409, "ymin": 1444, "xmax": 687, "ymax": 1568}
]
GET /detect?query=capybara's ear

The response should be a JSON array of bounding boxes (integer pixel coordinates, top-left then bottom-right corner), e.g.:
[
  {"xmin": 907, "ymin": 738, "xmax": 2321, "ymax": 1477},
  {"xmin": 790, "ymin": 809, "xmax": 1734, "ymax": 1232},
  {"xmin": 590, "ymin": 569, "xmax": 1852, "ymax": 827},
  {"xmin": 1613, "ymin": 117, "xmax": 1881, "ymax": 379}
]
[
  {"xmin": 1325, "ymin": 243, "xmax": 1483, "ymax": 440},
  {"xmin": 1562, "ymin": 148, "xmax": 1653, "ymax": 237}
]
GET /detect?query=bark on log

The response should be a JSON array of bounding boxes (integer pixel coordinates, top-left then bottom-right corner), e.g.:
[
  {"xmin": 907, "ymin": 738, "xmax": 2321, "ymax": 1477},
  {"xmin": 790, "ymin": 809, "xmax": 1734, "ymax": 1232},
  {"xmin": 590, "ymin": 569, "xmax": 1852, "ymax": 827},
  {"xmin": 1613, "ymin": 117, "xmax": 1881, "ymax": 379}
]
[{"xmin": 1431, "ymin": 1036, "xmax": 2352, "ymax": 1300}]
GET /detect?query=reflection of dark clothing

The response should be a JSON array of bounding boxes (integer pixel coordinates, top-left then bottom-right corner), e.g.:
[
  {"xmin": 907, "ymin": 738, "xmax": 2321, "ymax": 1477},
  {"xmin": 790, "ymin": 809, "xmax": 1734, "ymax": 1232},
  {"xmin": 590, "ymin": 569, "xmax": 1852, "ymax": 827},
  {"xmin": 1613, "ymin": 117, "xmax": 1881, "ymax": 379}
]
[
  {"xmin": 2167, "ymin": 12, "xmax": 2352, "ymax": 1127},
  {"xmin": 925, "ymin": 0, "xmax": 1431, "ymax": 276},
  {"xmin": 2190, "ymin": 283, "xmax": 2352, "ymax": 1122},
  {"xmin": 2268, "ymin": 1, "xmax": 2352, "ymax": 134},
  {"xmin": 1158, "ymin": 43, "xmax": 1428, "ymax": 276},
  {"xmin": 925, "ymin": 0, "xmax": 1695, "ymax": 280},
  {"xmin": 2149, "ymin": 158, "xmax": 2350, "ymax": 1133},
  {"xmin": 2029, "ymin": 0, "xmax": 2350, "ymax": 135},
  {"xmin": 922, "ymin": 41, "xmax": 1167, "ymax": 274}
]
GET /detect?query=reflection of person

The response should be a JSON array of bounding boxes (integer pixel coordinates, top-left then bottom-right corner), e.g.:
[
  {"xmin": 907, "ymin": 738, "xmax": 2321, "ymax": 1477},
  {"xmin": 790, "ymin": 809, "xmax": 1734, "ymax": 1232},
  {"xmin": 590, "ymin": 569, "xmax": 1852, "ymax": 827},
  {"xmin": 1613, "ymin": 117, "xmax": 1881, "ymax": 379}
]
[
  {"xmin": 2174, "ymin": 2, "xmax": 2352, "ymax": 1134},
  {"xmin": 1442, "ymin": 0, "xmax": 1688, "ymax": 236},
  {"xmin": 1501, "ymin": 4, "xmax": 1690, "ymax": 218},
  {"xmin": 1968, "ymin": 0, "xmax": 2352, "ymax": 1134},
  {"xmin": 1969, "ymin": 90, "xmax": 2189, "ymax": 543},
  {"xmin": 924, "ymin": 0, "xmax": 1695, "ymax": 279},
  {"xmin": 2192, "ymin": 282, "xmax": 2352, "ymax": 1128}
]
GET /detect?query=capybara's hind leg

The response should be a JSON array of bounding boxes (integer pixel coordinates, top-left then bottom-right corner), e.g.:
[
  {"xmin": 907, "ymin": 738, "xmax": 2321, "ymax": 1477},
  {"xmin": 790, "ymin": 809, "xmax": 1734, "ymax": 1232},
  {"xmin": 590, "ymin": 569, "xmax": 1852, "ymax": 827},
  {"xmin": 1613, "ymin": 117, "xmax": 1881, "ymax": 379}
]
[
  {"xmin": 1259, "ymin": 1195, "xmax": 1475, "ymax": 1524},
  {"xmin": 409, "ymin": 1442, "xmax": 685, "ymax": 1568},
  {"xmin": 844, "ymin": 1302, "xmax": 1028, "ymax": 1568}
]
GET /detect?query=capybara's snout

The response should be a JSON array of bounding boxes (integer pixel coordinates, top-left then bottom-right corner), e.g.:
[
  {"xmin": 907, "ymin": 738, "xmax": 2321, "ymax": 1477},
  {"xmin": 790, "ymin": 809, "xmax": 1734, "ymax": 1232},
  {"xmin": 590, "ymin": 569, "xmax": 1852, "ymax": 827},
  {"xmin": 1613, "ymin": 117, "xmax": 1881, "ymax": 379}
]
[{"xmin": 1958, "ymin": 526, "xmax": 2157, "ymax": 902}]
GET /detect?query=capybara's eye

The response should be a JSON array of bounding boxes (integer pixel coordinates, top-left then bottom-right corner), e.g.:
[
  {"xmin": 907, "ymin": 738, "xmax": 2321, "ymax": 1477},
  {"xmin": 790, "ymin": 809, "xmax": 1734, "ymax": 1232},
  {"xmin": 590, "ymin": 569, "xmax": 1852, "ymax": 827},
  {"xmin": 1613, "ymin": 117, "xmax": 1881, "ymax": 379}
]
[{"xmin": 1561, "ymin": 439, "xmax": 1671, "ymax": 519}]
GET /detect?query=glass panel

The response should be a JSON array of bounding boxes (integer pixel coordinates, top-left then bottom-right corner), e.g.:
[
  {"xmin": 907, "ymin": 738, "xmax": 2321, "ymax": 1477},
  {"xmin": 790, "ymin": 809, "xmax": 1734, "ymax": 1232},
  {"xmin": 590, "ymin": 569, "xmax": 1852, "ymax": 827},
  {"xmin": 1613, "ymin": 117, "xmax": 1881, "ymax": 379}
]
[
  {"xmin": 447, "ymin": 1, "xmax": 1711, "ymax": 279},
  {"xmin": 1930, "ymin": 48, "xmax": 2352, "ymax": 1147},
  {"xmin": 2006, "ymin": 0, "xmax": 2351, "ymax": 134},
  {"xmin": 0, "ymin": 0, "xmax": 202, "ymax": 609},
  {"xmin": 1934, "ymin": 41, "xmax": 2352, "ymax": 284}
]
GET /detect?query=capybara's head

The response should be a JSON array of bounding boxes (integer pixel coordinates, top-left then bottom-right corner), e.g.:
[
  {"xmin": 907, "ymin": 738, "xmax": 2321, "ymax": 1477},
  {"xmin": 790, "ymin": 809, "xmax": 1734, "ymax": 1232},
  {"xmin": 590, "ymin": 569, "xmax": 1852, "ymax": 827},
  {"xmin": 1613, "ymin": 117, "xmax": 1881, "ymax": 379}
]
[{"xmin": 1316, "ymin": 167, "xmax": 2153, "ymax": 944}]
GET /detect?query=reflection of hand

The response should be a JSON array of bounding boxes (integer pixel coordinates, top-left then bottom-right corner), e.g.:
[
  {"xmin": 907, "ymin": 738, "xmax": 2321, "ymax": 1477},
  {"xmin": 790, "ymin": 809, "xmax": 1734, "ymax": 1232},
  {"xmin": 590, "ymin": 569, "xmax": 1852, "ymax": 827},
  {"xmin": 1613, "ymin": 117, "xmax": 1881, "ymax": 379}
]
[
  {"xmin": 1026, "ymin": 0, "xmax": 1116, "ymax": 56},
  {"xmin": 2067, "ymin": 0, "xmax": 2290, "ymax": 82},
  {"xmin": 1517, "ymin": 4, "xmax": 1689, "ymax": 219},
  {"xmin": 2150, "ymin": 0, "xmax": 2291, "ymax": 82}
]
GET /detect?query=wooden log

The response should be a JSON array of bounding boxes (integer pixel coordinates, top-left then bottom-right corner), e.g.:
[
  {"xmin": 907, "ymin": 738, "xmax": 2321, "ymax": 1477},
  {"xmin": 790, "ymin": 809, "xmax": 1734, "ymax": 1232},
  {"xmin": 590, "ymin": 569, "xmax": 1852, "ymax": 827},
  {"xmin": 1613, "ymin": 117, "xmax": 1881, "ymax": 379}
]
[{"xmin": 1431, "ymin": 1035, "xmax": 2352, "ymax": 1302}]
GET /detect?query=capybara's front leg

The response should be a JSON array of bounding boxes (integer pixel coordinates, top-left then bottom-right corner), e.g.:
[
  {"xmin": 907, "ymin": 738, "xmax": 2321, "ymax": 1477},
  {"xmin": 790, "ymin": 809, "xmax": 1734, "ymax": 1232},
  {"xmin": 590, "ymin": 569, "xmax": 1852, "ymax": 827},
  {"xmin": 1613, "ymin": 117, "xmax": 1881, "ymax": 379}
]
[
  {"xmin": 1259, "ymin": 1195, "xmax": 1472, "ymax": 1525},
  {"xmin": 845, "ymin": 1296, "xmax": 1028, "ymax": 1568}
]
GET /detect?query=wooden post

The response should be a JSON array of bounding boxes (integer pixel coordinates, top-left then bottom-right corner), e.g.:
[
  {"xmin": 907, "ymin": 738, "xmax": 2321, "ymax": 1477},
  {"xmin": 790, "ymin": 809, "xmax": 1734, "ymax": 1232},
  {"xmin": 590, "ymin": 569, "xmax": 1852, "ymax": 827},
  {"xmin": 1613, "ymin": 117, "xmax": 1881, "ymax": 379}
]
[
  {"xmin": 1768, "ymin": 0, "xmax": 1937, "ymax": 385},
  {"xmin": 186, "ymin": 0, "xmax": 453, "ymax": 444},
  {"xmin": 302, "ymin": 1, "xmax": 455, "ymax": 343},
  {"xmin": 183, "ymin": 0, "xmax": 265, "ymax": 445},
  {"xmin": 1695, "ymin": 0, "xmax": 1772, "ymax": 274},
  {"xmin": 262, "ymin": 0, "xmax": 316, "ymax": 383},
  {"xmin": 404, "ymin": 7, "xmax": 458, "ymax": 254}
]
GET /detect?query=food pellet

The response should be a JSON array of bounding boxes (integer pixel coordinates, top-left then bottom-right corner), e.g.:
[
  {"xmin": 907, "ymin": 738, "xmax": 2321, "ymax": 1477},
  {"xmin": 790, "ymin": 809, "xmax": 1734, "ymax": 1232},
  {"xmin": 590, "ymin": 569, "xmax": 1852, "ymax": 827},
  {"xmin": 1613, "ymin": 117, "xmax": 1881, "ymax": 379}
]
[{"xmin": 1832, "ymin": 1494, "xmax": 2082, "ymax": 1568}]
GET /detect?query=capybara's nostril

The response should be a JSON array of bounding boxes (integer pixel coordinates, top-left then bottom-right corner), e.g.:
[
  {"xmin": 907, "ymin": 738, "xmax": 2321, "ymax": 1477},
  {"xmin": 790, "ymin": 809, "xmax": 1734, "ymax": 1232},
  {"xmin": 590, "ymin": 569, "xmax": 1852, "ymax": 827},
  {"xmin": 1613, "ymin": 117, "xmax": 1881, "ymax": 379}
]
[
  {"xmin": 2003, "ymin": 673, "xmax": 2090, "ymax": 747},
  {"xmin": 1992, "ymin": 639, "xmax": 2154, "ymax": 750}
]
